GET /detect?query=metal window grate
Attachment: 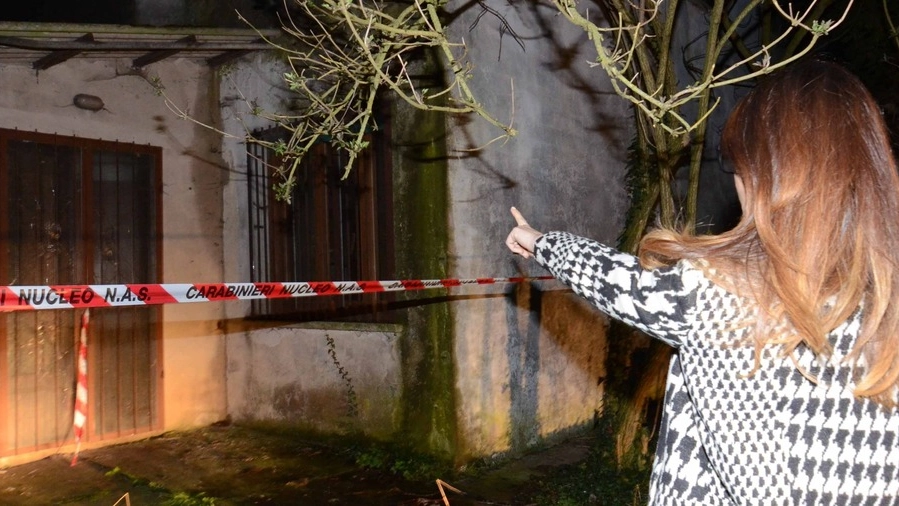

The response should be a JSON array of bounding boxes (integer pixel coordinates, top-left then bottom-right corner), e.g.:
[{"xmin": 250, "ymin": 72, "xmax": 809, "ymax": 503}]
[
  {"xmin": 246, "ymin": 128, "xmax": 394, "ymax": 321},
  {"xmin": 0, "ymin": 129, "xmax": 162, "ymax": 456}
]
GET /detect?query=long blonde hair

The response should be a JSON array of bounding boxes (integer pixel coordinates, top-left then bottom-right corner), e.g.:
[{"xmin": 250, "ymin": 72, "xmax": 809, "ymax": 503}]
[{"xmin": 640, "ymin": 60, "xmax": 899, "ymax": 405}]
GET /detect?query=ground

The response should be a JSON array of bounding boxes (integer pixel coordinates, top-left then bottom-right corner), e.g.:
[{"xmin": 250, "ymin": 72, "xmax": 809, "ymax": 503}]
[{"xmin": 0, "ymin": 424, "xmax": 594, "ymax": 505}]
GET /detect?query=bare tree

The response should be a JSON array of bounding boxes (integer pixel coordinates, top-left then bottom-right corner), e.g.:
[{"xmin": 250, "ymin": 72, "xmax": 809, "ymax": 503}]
[
  {"xmin": 240, "ymin": 0, "xmax": 518, "ymax": 200},
  {"xmin": 248, "ymin": 0, "xmax": 851, "ymax": 210},
  {"xmin": 140, "ymin": 0, "xmax": 852, "ymax": 470},
  {"xmin": 232, "ymin": 0, "xmax": 854, "ymax": 467}
]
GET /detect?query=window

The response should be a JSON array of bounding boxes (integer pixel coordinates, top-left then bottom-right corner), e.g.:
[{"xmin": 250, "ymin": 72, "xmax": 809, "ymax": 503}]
[
  {"xmin": 247, "ymin": 127, "xmax": 394, "ymax": 321},
  {"xmin": 0, "ymin": 129, "xmax": 162, "ymax": 455}
]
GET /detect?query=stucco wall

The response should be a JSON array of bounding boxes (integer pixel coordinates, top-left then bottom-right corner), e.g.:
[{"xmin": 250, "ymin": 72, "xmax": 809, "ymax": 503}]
[
  {"xmin": 0, "ymin": 10, "xmax": 633, "ymax": 464},
  {"xmin": 216, "ymin": 1, "xmax": 635, "ymax": 457},
  {"xmin": 0, "ymin": 57, "xmax": 229, "ymax": 432},
  {"xmin": 217, "ymin": 54, "xmax": 407, "ymax": 438},
  {"xmin": 217, "ymin": 5, "xmax": 634, "ymax": 458},
  {"xmin": 225, "ymin": 324, "xmax": 403, "ymax": 436},
  {"xmin": 443, "ymin": 2, "xmax": 632, "ymax": 457}
]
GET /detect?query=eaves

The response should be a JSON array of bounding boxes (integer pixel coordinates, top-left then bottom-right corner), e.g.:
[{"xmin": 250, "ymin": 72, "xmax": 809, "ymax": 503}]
[{"xmin": 0, "ymin": 21, "xmax": 280, "ymax": 70}]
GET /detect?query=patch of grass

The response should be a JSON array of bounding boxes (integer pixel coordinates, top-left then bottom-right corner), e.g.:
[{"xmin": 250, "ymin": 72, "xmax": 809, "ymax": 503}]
[
  {"xmin": 532, "ymin": 417, "xmax": 652, "ymax": 506},
  {"xmin": 105, "ymin": 466, "xmax": 219, "ymax": 505},
  {"xmin": 105, "ymin": 466, "xmax": 155, "ymax": 488},
  {"xmin": 162, "ymin": 491, "xmax": 217, "ymax": 506},
  {"xmin": 353, "ymin": 443, "xmax": 453, "ymax": 482}
]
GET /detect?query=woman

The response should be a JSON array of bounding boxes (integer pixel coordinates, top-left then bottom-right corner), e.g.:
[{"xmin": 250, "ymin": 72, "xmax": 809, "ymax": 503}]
[{"xmin": 506, "ymin": 60, "xmax": 899, "ymax": 504}]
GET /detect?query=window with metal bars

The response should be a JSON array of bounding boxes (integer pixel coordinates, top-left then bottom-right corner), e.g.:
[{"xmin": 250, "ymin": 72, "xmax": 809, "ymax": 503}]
[
  {"xmin": 247, "ymin": 127, "xmax": 394, "ymax": 321},
  {"xmin": 0, "ymin": 129, "xmax": 162, "ymax": 456}
]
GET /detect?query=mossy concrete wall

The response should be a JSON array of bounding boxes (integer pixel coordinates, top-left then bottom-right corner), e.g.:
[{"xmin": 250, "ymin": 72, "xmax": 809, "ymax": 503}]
[
  {"xmin": 220, "ymin": 52, "xmax": 467, "ymax": 458},
  {"xmin": 443, "ymin": 1, "xmax": 632, "ymax": 459},
  {"xmin": 220, "ymin": 6, "xmax": 633, "ymax": 459},
  {"xmin": 390, "ymin": 87, "xmax": 458, "ymax": 459},
  {"xmin": 224, "ymin": 324, "xmax": 404, "ymax": 437},
  {"xmin": 0, "ymin": 13, "xmax": 631, "ymax": 468},
  {"xmin": 219, "ymin": 54, "xmax": 407, "ymax": 440}
]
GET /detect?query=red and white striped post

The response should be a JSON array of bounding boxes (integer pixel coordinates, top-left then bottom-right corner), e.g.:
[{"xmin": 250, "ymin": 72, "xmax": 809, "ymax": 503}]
[{"xmin": 71, "ymin": 309, "xmax": 89, "ymax": 466}]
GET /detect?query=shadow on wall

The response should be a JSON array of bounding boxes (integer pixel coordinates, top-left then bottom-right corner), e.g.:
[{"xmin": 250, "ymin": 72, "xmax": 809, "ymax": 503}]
[
  {"xmin": 517, "ymin": 0, "xmax": 631, "ymax": 155},
  {"xmin": 516, "ymin": 0, "xmax": 746, "ymax": 235},
  {"xmin": 410, "ymin": 112, "xmax": 518, "ymax": 206},
  {"xmin": 504, "ymin": 280, "xmax": 607, "ymax": 447},
  {"xmin": 505, "ymin": 282, "xmax": 542, "ymax": 448}
]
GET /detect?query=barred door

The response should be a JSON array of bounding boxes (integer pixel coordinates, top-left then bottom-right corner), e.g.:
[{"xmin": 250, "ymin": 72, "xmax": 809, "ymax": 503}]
[{"xmin": 0, "ymin": 130, "xmax": 162, "ymax": 456}]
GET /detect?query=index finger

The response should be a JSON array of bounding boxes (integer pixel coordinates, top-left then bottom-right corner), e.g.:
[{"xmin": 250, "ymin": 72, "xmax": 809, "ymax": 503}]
[{"xmin": 510, "ymin": 206, "xmax": 529, "ymax": 227}]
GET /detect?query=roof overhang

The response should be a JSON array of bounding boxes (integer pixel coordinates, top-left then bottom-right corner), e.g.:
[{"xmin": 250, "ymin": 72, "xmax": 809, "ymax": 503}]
[{"xmin": 0, "ymin": 22, "xmax": 279, "ymax": 70}]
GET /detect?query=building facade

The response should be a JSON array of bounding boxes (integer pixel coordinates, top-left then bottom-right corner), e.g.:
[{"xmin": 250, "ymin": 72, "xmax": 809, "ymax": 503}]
[{"xmin": 0, "ymin": 3, "xmax": 630, "ymax": 467}]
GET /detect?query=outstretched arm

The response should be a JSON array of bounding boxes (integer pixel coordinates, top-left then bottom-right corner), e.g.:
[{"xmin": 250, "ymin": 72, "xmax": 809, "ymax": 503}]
[{"xmin": 506, "ymin": 208, "xmax": 697, "ymax": 347}]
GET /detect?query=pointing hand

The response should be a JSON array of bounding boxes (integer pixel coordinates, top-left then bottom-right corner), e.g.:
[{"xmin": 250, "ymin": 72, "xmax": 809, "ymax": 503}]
[{"xmin": 505, "ymin": 207, "xmax": 543, "ymax": 259}]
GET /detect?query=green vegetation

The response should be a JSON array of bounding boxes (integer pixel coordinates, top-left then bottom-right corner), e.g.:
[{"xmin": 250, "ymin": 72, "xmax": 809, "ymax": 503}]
[
  {"xmin": 162, "ymin": 492, "xmax": 217, "ymax": 506},
  {"xmin": 324, "ymin": 332, "xmax": 360, "ymax": 419},
  {"xmin": 392, "ymin": 79, "xmax": 458, "ymax": 460},
  {"xmin": 534, "ymin": 416, "xmax": 652, "ymax": 506},
  {"xmin": 353, "ymin": 442, "xmax": 454, "ymax": 481},
  {"xmin": 104, "ymin": 466, "xmax": 220, "ymax": 506}
]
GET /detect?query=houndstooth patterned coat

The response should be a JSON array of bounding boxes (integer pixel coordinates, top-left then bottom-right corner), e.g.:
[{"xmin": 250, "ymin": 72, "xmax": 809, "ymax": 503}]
[{"xmin": 534, "ymin": 231, "xmax": 899, "ymax": 505}]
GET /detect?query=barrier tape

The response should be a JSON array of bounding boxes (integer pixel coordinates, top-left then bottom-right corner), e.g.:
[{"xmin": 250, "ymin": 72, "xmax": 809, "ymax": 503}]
[
  {"xmin": 0, "ymin": 276, "xmax": 555, "ymax": 312},
  {"xmin": 70, "ymin": 309, "xmax": 89, "ymax": 466}
]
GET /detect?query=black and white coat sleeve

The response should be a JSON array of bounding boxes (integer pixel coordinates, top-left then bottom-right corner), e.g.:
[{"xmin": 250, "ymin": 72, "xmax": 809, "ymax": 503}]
[
  {"xmin": 532, "ymin": 231, "xmax": 899, "ymax": 506},
  {"xmin": 534, "ymin": 231, "xmax": 700, "ymax": 348}
]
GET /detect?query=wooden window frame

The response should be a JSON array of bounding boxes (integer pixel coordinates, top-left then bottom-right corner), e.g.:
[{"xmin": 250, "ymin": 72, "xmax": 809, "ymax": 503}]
[
  {"xmin": 247, "ymin": 124, "xmax": 395, "ymax": 322},
  {"xmin": 0, "ymin": 128, "xmax": 164, "ymax": 456}
]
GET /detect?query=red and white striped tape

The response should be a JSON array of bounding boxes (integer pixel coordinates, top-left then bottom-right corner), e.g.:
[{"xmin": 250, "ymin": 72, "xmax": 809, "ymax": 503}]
[
  {"xmin": 71, "ymin": 309, "xmax": 89, "ymax": 466},
  {"xmin": 0, "ymin": 277, "xmax": 554, "ymax": 312}
]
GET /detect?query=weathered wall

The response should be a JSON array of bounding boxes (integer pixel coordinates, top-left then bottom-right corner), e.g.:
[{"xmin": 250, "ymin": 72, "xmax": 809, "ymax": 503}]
[
  {"xmin": 0, "ymin": 57, "xmax": 229, "ymax": 433},
  {"xmin": 218, "ymin": 3, "xmax": 634, "ymax": 460},
  {"xmin": 0, "ymin": 15, "xmax": 633, "ymax": 464},
  {"xmin": 0, "ymin": 5, "xmax": 633, "ymax": 466},
  {"xmin": 390, "ymin": 84, "xmax": 457, "ymax": 458},
  {"xmin": 225, "ymin": 324, "xmax": 403, "ymax": 436},
  {"xmin": 443, "ymin": 2, "xmax": 632, "ymax": 458},
  {"xmin": 218, "ymin": 54, "xmax": 408, "ymax": 438}
]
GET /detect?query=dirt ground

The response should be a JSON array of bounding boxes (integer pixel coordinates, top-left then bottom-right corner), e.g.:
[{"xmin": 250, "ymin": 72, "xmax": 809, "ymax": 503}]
[{"xmin": 0, "ymin": 424, "xmax": 593, "ymax": 505}]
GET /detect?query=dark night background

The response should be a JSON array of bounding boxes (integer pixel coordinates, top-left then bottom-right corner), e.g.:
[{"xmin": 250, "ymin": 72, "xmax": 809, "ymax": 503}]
[
  {"xmin": 1, "ymin": 0, "xmax": 894, "ymax": 132},
  {"xmin": 0, "ymin": 0, "xmax": 895, "ymax": 151},
  {"xmin": 813, "ymin": 0, "xmax": 899, "ymax": 150},
  {"xmin": 0, "ymin": 0, "xmax": 281, "ymax": 29}
]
